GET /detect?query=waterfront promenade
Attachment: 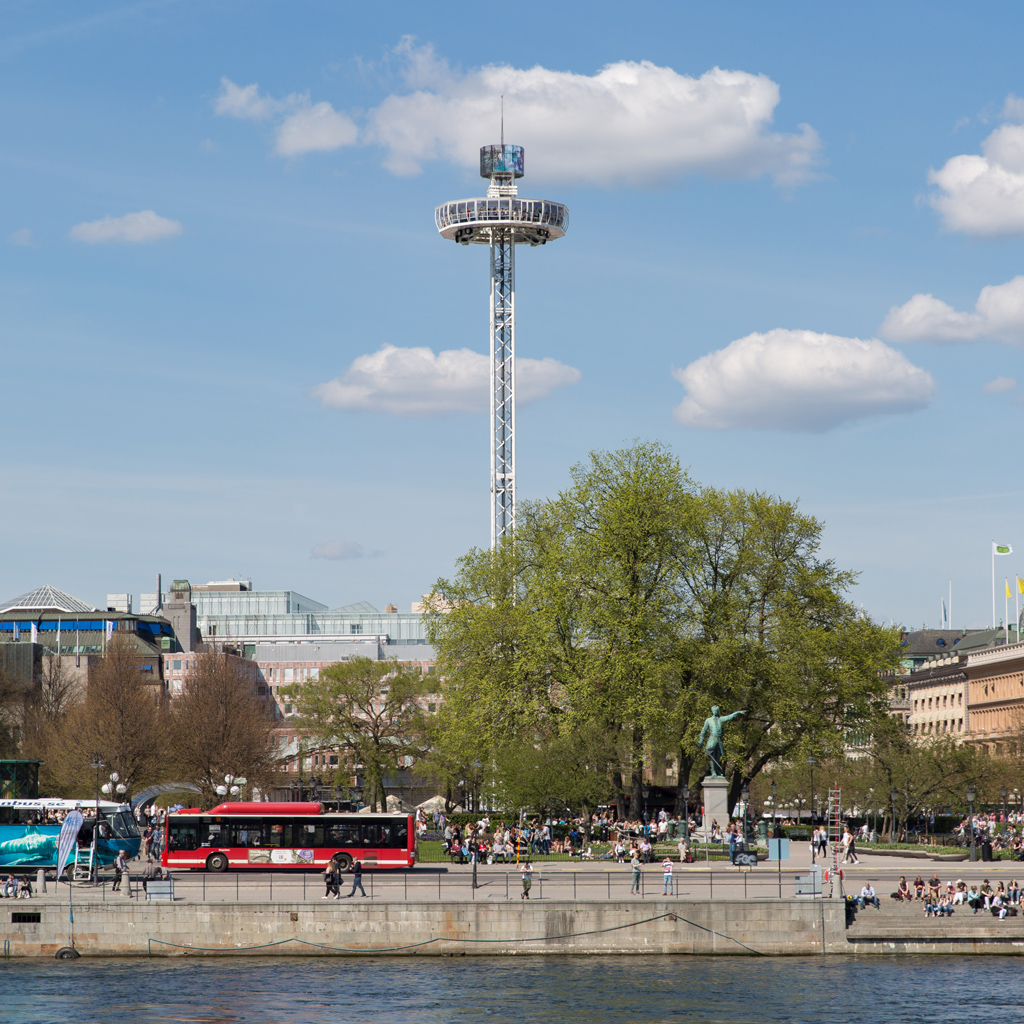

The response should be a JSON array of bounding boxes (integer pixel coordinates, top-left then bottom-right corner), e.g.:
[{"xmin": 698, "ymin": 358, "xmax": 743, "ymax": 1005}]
[{"xmin": 4, "ymin": 841, "xmax": 1024, "ymax": 958}]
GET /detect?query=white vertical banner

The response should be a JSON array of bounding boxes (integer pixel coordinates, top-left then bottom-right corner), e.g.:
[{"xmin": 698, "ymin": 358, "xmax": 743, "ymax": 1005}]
[
  {"xmin": 31, "ymin": 623, "xmax": 38, "ymax": 644},
  {"xmin": 56, "ymin": 809, "xmax": 84, "ymax": 878}
]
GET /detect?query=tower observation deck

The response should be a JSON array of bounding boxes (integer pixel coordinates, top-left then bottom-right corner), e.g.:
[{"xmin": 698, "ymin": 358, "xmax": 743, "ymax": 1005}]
[{"xmin": 435, "ymin": 144, "xmax": 569, "ymax": 548}]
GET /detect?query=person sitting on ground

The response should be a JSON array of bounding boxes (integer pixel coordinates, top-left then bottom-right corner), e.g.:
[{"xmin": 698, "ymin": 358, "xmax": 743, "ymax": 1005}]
[
  {"xmin": 913, "ymin": 875, "xmax": 926, "ymax": 900},
  {"xmin": 16, "ymin": 876, "xmax": 32, "ymax": 899},
  {"xmin": 860, "ymin": 883, "xmax": 880, "ymax": 909},
  {"xmin": 1008, "ymin": 878, "xmax": 1021, "ymax": 905},
  {"xmin": 937, "ymin": 893, "xmax": 954, "ymax": 917},
  {"xmin": 1, "ymin": 874, "xmax": 16, "ymax": 898},
  {"xmin": 992, "ymin": 891, "xmax": 1009, "ymax": 920},
  {"xmin": 895, "ymin": 876, "xmax": 911, "ymax": 901},
  {"xmin": 980, "ymin": 879, "xmax": 994, "ymax": 909},
  {"xmin": 967, "ymin": 884, "xmax": 984, "ymax": 913},
  {"xmin": 952, "ymin": 879, "xmax": 968, "ymax": 905},
  {"xmin": 927, "ymin": 873, "xmax": 941, "ymax": 902}
]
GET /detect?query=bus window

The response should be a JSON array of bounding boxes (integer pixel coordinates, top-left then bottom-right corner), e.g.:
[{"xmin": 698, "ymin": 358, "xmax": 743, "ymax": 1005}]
[
  {"xmin": 230, "ymin": 821, "xmax": 264, "ymax": 847},
  {"xmin": 359, "ymin": 823, "xmax": 383, "ymax": 846},
  {"xmin": 168, "ymin": 820, "xmax": 200, "ymax": 851},
  {"xmin": 205, "ymin": 821, "xmax": 226, "ymax": 847},
  {"xmin": 325, "ymin": 822, "xmax": 359, "ymax": 847},
  {"xmin": 264, "ymin": 821, "xmax": 295, "ymax": 848},
  {"xmin": 391, "ymin": 820, "xmax": 409, "ymax": 848}
]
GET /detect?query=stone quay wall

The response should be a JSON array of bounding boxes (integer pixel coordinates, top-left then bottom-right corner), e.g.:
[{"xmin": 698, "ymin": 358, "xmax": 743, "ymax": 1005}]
[{"xmin": 2, "ymin": 898, "xmax": 846, "ymax": 958}]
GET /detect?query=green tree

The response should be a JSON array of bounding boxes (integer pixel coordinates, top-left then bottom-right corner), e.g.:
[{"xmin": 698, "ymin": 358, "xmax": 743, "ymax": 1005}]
[
  {"xmin": 429, "ymin": 441, "xmax": 901, "ymax": 818},
  {"xmin": 285, "ymin": 657, "xmax": 426, "ymax": 812}
]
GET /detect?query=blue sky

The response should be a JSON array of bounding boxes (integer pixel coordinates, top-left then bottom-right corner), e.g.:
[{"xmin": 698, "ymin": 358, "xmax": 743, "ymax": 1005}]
[{"xmin": 4, "ymin": 0, "xmax": 1024, "ymax": 629}]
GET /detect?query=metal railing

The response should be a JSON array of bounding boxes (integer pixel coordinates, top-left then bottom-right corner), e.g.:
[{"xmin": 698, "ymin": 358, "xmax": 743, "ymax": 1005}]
[{"xmin": 58, "ymin": 866, "xmax": 821, "ymax": 903}]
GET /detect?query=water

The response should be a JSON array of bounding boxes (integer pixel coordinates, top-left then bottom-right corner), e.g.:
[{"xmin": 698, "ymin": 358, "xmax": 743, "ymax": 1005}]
[{"xmin": 0, "ymin": 956, "xmax": 1020, "ymax": 1024}]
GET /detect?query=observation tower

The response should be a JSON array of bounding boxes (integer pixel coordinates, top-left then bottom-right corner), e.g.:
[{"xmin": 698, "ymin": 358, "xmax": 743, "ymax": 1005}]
[{"xmin": 435, "ymin": 143, "xmax": 569, "ymax": 548}]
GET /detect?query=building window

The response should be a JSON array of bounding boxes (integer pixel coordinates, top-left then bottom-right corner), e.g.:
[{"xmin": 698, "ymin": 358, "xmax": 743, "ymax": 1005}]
[
  {"xmin": 284, "ymin": 668, "xmax": 294, "ymax": 682},
  {"xmin": 309, "ymin": 668, "xmax": 319, "ymax": 680},
  {"xmin": 329, "ymin": 755, "xmax": 338, "ymax": 766},
  {"xmin": 173, "ymin": 660, "xmax": 182, "ymax": 670},
  {"xmin": 284, "ymin": 704, "xmax": 293, "ymax": 715}
]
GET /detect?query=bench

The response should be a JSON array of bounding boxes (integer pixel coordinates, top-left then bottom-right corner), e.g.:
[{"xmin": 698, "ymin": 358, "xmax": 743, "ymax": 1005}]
[{"xmin": 144, "ymin": 879, "xmax": 175, "ymax": 901}]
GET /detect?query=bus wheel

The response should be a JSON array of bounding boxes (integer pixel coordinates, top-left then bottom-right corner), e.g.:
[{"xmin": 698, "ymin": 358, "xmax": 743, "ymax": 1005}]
[
  {"xmin": 206, "ymin": 853, "xmax": 229, "ymax": 873},
  {"xmin": 335, "ymin": 854, "xmax": 352, "ymax": 872}
]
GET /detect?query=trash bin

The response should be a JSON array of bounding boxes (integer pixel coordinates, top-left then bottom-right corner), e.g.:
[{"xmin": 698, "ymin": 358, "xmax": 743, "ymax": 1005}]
[
  {"xmin": 982, "ymin": 840, "xmax": 993, "ymax": 862},
  {"xmin": 757, "ymin": 820, "xmax": 768, "ymax": 841}
]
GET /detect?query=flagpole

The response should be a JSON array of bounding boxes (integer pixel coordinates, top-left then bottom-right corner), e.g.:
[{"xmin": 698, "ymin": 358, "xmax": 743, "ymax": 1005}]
[
  {"xmin": 993, "ymin": 542, "xmax": 997, "ymax": 629},
  {"xmin": 1016, "ymin": 579, "xmax": 1020, "ymax": 646},
  {"xmin": 1005, "ymin": 578, "xmax": 1010, "ymax": 646},
  {"xmin": 949, "ymin": 580, "xmax": 953, "ymax": 631}
]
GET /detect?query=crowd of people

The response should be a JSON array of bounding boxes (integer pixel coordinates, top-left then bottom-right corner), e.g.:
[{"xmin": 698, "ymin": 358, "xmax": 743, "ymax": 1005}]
[{"xmin": 890, "ymin": 873, "xmax": 1021, "ymax": 918}]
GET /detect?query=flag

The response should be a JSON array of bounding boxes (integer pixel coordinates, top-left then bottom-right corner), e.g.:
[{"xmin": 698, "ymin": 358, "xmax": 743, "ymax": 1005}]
[
  {"xmin": 12, "ymin": 623, "xmax": 19, "ymax": 641},
  {"xmin": 1007, "ymin": 580, "xmax": 1013, "ymax": 598},
  {"xmin": 1018, "ymin": 576, "xmax": 1024, "ymax": 595},
  {"xmin": 995, "ymin": 543, "xmax": 1013, "ymax": 555},
  {"xmin": 942, "ymin": 599, "xmax": 948, "ymax": 625},
  {"xmin": 56, "ymin": 809, "xmax": 84, "ymax": 879},
  {"xmin": 56, "ymin": 617, "xmax": 61, "ymax": 651},
  {"xmin": 105, "ymin": 621, "xmax": 113, "ymax": 641},
  {"xmin": 30, "ymin": 624, "xmax": 38, "ymax": 644}
]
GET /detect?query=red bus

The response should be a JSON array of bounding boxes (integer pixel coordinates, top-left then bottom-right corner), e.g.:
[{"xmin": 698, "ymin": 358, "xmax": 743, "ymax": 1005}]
[{"xmin": 162, "ymin": 802, "xmax": 415, "ymax": 873}]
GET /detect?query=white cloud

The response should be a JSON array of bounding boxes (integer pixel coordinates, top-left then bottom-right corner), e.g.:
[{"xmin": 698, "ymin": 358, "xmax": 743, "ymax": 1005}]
[
  {"xmin": 928, "ymin": 97, "xmax": 1024, "ymax": 235},
  {"xmin": 69, "ymin": 210, "xmax": 182, "ymax": 244},
  {"xmin": 215, "ymin": 43, "xmax": 820, "ymax": 185},
  {"xmin": 312, "ymin": 343, "xmax": 581, "ymax": 416},
  {"xmin": 673, "ymin": 329, "xmax": 934, "ymax": 431},
  {"xmin": 214, "ymin": 78, "xmax": 287, "ymax": 120},
  {"xmin": 365, "ymin": 42, "xmax": 820, "ymax": 186},
  {"xmin": 982, "ymin": 376, "xmax": 1017, "ymax": 394},
  {"xmin": 311, "ymin": 539, "xmax": 381, "ymax": 560},
  {"xmin": 276, "ymin": 102, "xmax": 358, "ymax": 156},
  {"xmin": 214, "ymin": 77, "xmax": 357, "ymax": 157},
  {"xmin": 880, "ymin": 276, "xmax": 1024, "ymax": 345},
  {"xmin": 8, "ymin": 228, "xmax": 34, "ymax": 247}
]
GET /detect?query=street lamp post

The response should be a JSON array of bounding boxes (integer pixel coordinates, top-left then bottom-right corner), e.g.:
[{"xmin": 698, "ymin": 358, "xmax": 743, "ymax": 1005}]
[
  {"xmin": 807, "ymin": 756, "xmax": 817, "ymax": 828},
  {"xmin": 740, "ymin": 782, "xmax": 750, "ymax": 852},
  {"xmin": 215, "ymin": 774, "xmax": 243, "ymax": 801},
  {"xmin": 868, "ymin": 787, "xmax": 875, "ymax": 838},
  {"xmin": 89, "ymin": 755, "xmax": 104, "ymax": 882},
  {"xmin": 890, "ymin": 787, "xmax": 898, "ymax": 845},
  {"xmin": 681, "ymin": 784, "xmax": 690, "ymax": 842},
  {"xmin": 967, "ymin": 785, "xmax": 976, "ymax": 862},
  {"xmin": 1001, "ymin": 785, "xmax": 1008, "ymax": 822},
  {"xmin": 771, "ymin": 780, "xmax": 777, "ymax": 834}
]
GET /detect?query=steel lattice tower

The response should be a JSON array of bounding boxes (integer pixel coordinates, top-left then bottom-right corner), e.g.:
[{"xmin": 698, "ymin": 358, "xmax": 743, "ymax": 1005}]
[{"xmin": 436, "ymin": 144, "xmax": 569, "ymax": 548}]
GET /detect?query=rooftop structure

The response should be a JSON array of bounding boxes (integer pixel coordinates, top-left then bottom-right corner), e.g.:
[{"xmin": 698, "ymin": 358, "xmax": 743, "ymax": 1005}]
[
  {"xmin": 0, "ymin": 585, "xmax": 97, "ymax": 615},
  {"xmin": 436, "ymin": 140, "xmax": 569, "ymax": 547}
]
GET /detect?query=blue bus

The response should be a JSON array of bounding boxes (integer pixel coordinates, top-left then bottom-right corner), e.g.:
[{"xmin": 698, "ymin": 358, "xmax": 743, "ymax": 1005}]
[{"xmin": 0, "ymin": 798, "xmax": 141, "ymax": 871}]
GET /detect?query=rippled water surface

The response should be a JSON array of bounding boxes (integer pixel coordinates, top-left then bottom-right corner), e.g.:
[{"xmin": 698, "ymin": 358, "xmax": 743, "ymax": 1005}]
[{"xmin": 0, "ymin": 955, "xmax": 1020, "ymax": 1024}]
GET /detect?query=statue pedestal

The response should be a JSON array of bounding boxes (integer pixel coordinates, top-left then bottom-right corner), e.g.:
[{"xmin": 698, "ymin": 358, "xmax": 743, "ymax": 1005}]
[{"xmin": 698, "ymin": 777, "xmax": 730, "ymax": 837}]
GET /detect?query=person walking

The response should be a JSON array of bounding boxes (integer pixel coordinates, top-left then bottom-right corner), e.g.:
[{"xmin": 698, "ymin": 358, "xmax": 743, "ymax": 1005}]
[
  {"xmin": 344, "ymin": 860, "xmax": 367, "ymax": 898},
  {"xmin": 630, "ymin": 851, "xmax": 642, "ymax": 896},
  {"xmin": 322, "ymin": 857, "xmax": 341, "ymax": 899},
  {"xmin": 661, "ymin": 856, "xmax": 674, "ymax": 896},
  {"xmin": 111, "ymin": 850, "xmax": 128, "ymax": 892},
  {"xmin": 520, "ymin": 861, "xmax": 534, "ymax": 900}
]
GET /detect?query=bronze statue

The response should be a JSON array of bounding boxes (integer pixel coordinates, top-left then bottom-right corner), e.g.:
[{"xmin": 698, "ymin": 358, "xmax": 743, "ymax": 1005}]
[{"xmin": 698, "ymin": 705, "xmax": 746, "ymax": 777}]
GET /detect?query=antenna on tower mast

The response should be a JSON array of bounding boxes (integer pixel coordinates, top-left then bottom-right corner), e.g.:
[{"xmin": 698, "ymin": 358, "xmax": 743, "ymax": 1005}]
[{"xmin": 434, "ymin": 137, "xmax": 569, "ymax": 548}]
